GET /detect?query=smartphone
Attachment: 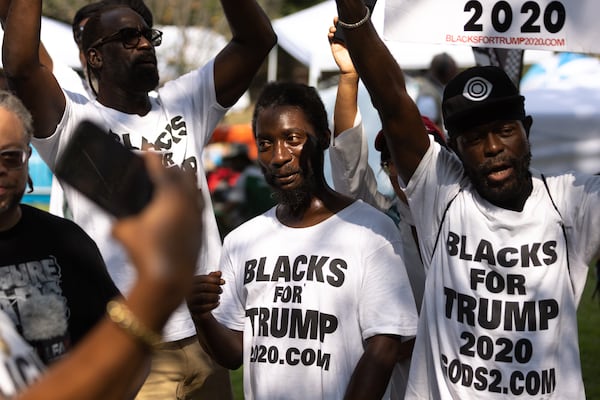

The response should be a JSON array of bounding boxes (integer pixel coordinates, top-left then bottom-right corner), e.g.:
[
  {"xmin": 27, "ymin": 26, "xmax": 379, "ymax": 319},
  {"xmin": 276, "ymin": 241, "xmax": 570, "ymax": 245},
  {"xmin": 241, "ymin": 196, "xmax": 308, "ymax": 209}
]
[
  {"xmin": 54, "ymin": 120, "xmax": 154, "ymax": 218},
  {"xmin": 332, "ymin": 0, "xmax": 378, "ymax": 44}
]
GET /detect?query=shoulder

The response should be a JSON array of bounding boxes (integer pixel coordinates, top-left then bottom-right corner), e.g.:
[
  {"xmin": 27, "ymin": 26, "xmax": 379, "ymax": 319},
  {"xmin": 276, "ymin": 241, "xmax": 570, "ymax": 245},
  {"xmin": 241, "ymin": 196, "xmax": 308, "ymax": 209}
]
[
  {"xmin": 540, "ymin": 170, "xmax": 600, "ymax": 186},
  {"xmin": 20, "ymin": 204, "xmax": 57, "ymax": 224},
  {"xmin": 537, "ymin": 171, "xmax": 600, "ymax": 199},
  {"xmin": 534, "ymin": 171, "xmax": 600, "ymax": 229},
  {"xmin": 340, "ymin": 201, "xmax": 401, "ymax": 239},
  {"xmin": 21, "ymin": 205, "xmax": 93, "ymax": 240},
  {"xmin": 223, "ymin": 209, "xmax": 277, "ymax": 245}
]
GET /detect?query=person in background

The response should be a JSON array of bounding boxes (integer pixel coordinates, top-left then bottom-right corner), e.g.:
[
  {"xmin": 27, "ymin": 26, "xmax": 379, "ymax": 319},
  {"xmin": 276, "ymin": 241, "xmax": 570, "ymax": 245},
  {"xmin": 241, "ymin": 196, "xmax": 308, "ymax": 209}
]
[
  {"xmin": 414, "ymin": 52, "xmax": 458, "ymax": 128},
  {"xmin": 327, "ymin": 22, "xmax": 447, "ymax": 398},
  {"xmin": 208, "ymin": 143, "xmax": 252, "ymax": 237},
  {"xmin": 1, "ymin": 0, "xmax": 277, "ymax": 398},
  {"xmin": 186, "ymin": 81, "xmax": 419, "ymax": 399},
  {"xmin": 0, "ymin": 89, "xmax": 120, "ymax": 368},
  {"xmin": 333, "ymin": 0, "xmax": 600, "ymax": 398},
  {"xmin": 221, "ymin": 143, "xmax": 276, "ymax": 234},
  {"xmin": 1, "ymin": 135, "xmax": 205, "ymax": 400}
]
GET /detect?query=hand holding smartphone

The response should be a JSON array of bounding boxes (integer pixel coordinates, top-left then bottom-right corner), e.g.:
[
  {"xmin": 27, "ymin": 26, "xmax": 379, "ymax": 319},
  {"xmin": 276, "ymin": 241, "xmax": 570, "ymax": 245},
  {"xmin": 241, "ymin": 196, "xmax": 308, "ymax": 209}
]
[{"xmin": 54, "ymin": 120, "xmax": 154, "ymax": 218}]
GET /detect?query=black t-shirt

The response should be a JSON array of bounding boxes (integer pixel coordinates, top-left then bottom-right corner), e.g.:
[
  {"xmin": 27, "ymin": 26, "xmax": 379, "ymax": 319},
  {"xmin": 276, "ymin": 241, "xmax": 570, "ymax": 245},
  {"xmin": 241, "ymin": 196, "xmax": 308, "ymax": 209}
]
[{"xmin": 0, "ymin": 204, "xmax": 120, "ymax": 364}]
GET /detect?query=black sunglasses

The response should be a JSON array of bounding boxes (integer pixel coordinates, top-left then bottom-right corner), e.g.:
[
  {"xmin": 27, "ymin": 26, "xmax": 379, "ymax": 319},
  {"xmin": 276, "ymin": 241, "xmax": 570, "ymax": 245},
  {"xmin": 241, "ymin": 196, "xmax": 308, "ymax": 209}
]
[{"xmin": 89, "ymin": 27, "xmax": 163, "ymax": 50}]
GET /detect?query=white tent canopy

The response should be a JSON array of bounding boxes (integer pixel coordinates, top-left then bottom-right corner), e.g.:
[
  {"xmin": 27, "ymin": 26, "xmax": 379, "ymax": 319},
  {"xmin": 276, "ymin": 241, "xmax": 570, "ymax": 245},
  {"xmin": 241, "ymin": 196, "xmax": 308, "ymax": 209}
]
[
  {"xmin": 270, "ymin": 0, "xmax": 554, "ymax": 87},
  {"xmin": 522, "ymin": 53, "xmax": 600, "ymax": 175}
]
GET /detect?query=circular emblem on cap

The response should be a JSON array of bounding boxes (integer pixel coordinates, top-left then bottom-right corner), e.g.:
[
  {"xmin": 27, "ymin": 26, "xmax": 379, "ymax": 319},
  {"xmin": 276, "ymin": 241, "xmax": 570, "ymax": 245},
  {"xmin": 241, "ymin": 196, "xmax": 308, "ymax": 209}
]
[{"xmin": 462, "ymin": 76, "xmax": 493, "ymax": 102}]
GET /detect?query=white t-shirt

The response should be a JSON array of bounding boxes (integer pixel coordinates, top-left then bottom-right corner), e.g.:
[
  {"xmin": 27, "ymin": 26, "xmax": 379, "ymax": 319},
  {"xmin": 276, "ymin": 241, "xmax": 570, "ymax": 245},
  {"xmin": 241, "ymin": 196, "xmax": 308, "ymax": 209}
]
[
  {"xmin": 213, "ymin": 201, "xmax": 419, "ymax": 399},
  {"xmin": 32, "ymin": 60, "xmax": 226, "ymax": 342},
  {"xmin": 0, "ymin": 311, "xmax": 45, "ymax": 398},
  {"xmin": 404, "ymin": 137, "xmax": 600, "ymax": 399},
  {"xmin": 47, "ymin": 63, "xmax": 91, "ymax": 219}
]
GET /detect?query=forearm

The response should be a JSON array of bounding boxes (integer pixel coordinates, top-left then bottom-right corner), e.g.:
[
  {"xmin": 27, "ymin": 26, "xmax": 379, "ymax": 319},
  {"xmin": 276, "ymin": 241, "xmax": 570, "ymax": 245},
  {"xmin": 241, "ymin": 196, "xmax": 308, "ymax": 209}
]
[
  {"xmin": 334, "ymin": 71, "xmax": 359, "ymax": 136},
  {"xmin": 2, "ymin": 0, "xmax": 65, "ymax": 139},
  {"xmin": 334, "ymin": 0, "xmax": 429, "ymax": 182},
  {"xmin": 334, "ymin": 0, "xmax": 408, "ymax": 118},
  {"xmin": 344, "ymin": 335, "xmax": 401, "ymax": 400},
  {"xmin": 213, "ymin": 0, "xmax": 276, "ymax": 108},
  {"xmin": 2, "ymin": 0, "xmax": 43, "ymax": 76},
  {"xmin": 192, "ymin": 313, "xmax": 243, "ymax": 370},
  {"xmin": 221, "ymin": 0, "xmax": 276, "ymax": 52}
]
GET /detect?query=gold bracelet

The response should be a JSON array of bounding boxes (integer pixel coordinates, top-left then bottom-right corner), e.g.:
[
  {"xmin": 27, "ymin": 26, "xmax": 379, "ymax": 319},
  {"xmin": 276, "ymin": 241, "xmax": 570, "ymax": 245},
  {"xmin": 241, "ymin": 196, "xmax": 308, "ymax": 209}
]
[
  {"xmin": 337, "ymin": 6, "xmax": 371, "ymax": 29},
  {"xmin": 106, "ymin": 300, "xmax": 162, "ymax": 348}
]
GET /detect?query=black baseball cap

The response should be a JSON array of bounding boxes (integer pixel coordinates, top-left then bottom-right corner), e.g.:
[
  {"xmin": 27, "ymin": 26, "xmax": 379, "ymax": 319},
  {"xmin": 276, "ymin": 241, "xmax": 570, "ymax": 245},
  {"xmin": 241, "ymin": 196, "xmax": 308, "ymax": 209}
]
[{"xmin": 442, "ymin": 66, "xmax": 525, "ymax": 136}]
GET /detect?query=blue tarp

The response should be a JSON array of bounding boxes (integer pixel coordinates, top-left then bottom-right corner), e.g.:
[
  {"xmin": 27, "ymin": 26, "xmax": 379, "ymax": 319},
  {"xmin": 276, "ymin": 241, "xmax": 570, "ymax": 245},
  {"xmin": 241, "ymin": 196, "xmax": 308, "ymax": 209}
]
[{"xmin": 22, "ymin": 147, "xmax": 52, "ymax": 207}]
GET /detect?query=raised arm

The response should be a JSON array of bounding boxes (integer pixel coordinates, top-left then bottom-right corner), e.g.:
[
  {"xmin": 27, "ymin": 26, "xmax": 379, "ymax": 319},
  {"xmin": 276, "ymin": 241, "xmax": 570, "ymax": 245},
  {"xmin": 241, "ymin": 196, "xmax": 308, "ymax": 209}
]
[
  {"xmin": 1, "ymin": 0, "xmax": 66, "ymax": 139},
  {"xmin": 0, "ymin": 0, "xmax": 52, "ymax": 71},
  {"xmin": 213, "ymin": 0, "xmax": 277, "ymax": 108},
  {"xmin": 330, "ymin": 20, "xmax": 359, "ymax": 136},
  {"xmin": 334, "ymin": 0, "xmax": 430, "ymax": 183},
  {"xmin": 328, "ymin": 22, "xmax": 393, "ymax": 212}
]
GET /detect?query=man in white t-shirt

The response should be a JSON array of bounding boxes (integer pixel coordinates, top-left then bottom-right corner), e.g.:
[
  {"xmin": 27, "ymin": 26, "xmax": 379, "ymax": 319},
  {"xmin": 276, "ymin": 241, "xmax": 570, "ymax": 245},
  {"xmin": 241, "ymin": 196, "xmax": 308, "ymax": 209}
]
[
  {"xmin": 186, "ymin": 81, "xmax": 419, "ymax": 399},
  {"xmin": 48, "ymin": 0, "xmax": 155, "ymax": 218},
  {"xmin": 334, "ymin": 1, "xmax": 600, "ymax": 399},
  {"xmin": 1, "ymin": 0, "xmax": 276, "ymax": 398}
]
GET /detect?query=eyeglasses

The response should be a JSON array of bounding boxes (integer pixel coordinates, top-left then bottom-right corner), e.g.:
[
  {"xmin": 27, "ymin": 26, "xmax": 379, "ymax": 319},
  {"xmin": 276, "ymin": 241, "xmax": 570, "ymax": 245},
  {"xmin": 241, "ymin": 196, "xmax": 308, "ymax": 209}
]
[
  {"xmin": 0, "ymin": 149, "xmax": 29, "ymax": 170},
  {"xmin": 89, "ymin": 27, "xmax": 163, "ymax": 50},
  {"xmin": 380, "ymin": 160, "xmax": 394, "ymax": 176}
]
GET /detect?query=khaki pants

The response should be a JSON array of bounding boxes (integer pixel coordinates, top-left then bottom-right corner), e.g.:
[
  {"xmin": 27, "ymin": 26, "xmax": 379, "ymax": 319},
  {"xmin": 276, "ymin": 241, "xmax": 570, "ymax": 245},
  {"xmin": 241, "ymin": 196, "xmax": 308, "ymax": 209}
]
[{"xmin": 135, "ymin": 336, "xmax": 233, "ymax": 400}]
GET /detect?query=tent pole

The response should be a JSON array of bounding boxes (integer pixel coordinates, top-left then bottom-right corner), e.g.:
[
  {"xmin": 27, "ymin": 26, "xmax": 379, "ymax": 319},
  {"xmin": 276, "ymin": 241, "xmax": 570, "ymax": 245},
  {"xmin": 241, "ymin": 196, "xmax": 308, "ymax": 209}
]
[{"xmin": 267, "ymin": 46, "xmax": 278, "ymax": 82}]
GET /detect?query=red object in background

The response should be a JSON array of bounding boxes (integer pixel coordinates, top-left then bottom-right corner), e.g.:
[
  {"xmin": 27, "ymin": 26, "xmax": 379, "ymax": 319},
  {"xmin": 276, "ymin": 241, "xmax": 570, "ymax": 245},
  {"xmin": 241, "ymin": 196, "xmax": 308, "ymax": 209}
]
[
  {"xmin": 211, "ymin": 124, "xmax": 257, "ymax": 159},
  {"xmin": 207, "ymin": 167, "xmax": 241, "ymax": 194}
]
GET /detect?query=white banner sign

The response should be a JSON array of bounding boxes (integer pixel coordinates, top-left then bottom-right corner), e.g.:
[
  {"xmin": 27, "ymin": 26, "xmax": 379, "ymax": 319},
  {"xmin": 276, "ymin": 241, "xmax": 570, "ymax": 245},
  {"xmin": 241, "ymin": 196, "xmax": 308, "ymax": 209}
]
[{"xmin": 383, "ymin": 0, "xmax": 600, "ymax": 54}]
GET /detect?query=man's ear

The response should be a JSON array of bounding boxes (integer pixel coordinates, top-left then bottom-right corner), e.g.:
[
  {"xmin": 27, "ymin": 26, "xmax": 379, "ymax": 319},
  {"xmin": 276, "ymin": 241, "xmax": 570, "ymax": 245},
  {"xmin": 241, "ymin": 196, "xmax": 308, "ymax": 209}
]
[
  {"xmin": 87, "ymin": 48, "xmax": 103, "ymax": 69},
  {"xmin": 523, "ymin": 115, "xmax": 533, "ymax": 138}
]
